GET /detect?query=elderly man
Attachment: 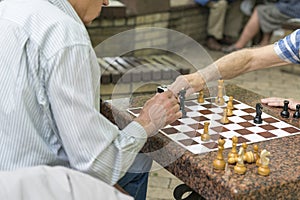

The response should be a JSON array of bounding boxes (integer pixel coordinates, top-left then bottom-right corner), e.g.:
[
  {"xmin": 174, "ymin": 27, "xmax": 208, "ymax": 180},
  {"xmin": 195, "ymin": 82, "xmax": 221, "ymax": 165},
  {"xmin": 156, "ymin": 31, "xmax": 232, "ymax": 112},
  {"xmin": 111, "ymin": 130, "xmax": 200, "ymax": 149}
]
[
  {"xmin": 223, "ymin": 0, "xmax": 300, "ymax": 53},
  {"xmin": 0, "ymin": 0, "xmax": 181, "ymax": 199},
  {"xmin": 195, "ymin": 0, "xmax": 244, "ymax": 51}
]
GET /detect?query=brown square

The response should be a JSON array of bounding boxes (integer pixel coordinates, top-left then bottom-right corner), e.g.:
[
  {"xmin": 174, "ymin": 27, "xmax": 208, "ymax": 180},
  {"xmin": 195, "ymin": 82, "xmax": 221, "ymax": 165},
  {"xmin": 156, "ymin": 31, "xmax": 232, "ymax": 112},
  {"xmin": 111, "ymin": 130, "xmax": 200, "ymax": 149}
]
[
  {"xmin": 202, "ymin": 142, "xmax": 218, "ymax": 149},
  {"xmin": 242, "ymin": 108, "xmax": 256, "ymax": 113},
  {"xmin": 238, "ymin": 122, "xmax": 254, "ymax": 128},
  {"xmin": 216, "ymin": 119, "xmax": 233, "ymax": 125},
  {"xmin": 241, "ymin": 115, "xmax": 254, "ymax": 121},
  {"xmin": 178, "ymin": 139, "xmax": 198, "ymax": 146},
  {"xmin": 185, "ymin": 101, "xmax": 198, "ymax": 106},
  {"xmin": 199, "ymin": 110, "xmax": 213, "ymax": 115},
  {"xmin": 192, "ymin": 116, "xmax": 209, "ymax": 122},
  {"xmin": 210, "ymin": 134, "xmax": 221, "ymax": 141},
  {"xmin": 161, "ymin": 127, "xmax": 179, "ymax": 135},
  {"xmin": 257, "ymin": 131, "xmax": 277, "ymax": 138},
  {"xmin": 202, "ymin": 104, "xmax": 217, "ymax": 109},
  {"xmin": 170, "ymin": 120, "xmax": 182, "ymax": 126},
  {"xmin": 232, "ymin": 100, "xmax": 240, "ymax": 105},
  {"xmin": 184, "ymin": 107, "xmax": 192, "ymax": 112},
  {"xmin": 263, "ymin": 117, "xmax": 279, "ymax": 123},
  {"xmin": 237, "ymin": 136, "xmax": 250, "ymax": 144},
  {"xmin": 260, "ymin": 124, "xmax": 277, "ymax": 131},
  {"xmin": 189, "ymin": 123, "xmax": 204, "ymax": 130},
  {"xmin": 235, "ymin": 129, "xmax": 253, "ymax": 135},
  {"xmin": 184, "ymin": 131, "xmax": 201, "ymax": 138},
  {"xmin": 211, "ymin": 126, "xmax": 229, "ymax": 133},
  {"xmin": 282, "ymin": 127, "xmax": 300, "ymax": 134}
]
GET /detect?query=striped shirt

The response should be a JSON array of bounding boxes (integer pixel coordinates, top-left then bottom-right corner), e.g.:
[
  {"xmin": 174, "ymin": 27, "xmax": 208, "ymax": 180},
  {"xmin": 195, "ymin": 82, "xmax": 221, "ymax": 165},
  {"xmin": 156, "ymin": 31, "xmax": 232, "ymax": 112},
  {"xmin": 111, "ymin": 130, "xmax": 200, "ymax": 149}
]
[
  {"xmin": 274, "ymin": 29, "xmax": 300, "ymax": 64},
  {"xmin": 0, "ymin": 0, "xmax": 147, "ymax": 185}
]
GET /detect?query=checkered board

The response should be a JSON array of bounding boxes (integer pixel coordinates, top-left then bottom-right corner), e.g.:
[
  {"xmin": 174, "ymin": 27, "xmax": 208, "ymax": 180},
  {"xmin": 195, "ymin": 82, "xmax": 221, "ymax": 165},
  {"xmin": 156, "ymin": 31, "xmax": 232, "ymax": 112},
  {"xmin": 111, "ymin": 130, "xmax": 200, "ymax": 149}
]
[{"xmin": 127, "ymin": 96, "xmax": 300, "ymax": 154}]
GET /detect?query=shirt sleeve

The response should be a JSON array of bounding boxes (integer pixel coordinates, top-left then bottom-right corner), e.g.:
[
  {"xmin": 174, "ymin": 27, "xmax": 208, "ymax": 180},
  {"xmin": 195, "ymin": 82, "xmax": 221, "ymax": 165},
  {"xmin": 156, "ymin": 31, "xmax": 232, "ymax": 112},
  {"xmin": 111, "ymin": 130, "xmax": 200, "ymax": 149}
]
[
  {"xmin": 47, "ymin": 45, "xmax": 147, "ymax": 185},
  {"xmin": 274, "ymin": 29, "xmax": 300, "ymax": 64}
]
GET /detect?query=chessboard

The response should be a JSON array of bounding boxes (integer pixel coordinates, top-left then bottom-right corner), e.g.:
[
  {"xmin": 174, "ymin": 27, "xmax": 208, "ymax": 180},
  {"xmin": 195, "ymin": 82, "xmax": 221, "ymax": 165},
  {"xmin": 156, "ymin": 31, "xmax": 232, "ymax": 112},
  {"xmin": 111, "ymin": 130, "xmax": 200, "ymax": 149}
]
[{"xmin": 128, "ymin": 96, "xmax": 300, "ymax": 154}]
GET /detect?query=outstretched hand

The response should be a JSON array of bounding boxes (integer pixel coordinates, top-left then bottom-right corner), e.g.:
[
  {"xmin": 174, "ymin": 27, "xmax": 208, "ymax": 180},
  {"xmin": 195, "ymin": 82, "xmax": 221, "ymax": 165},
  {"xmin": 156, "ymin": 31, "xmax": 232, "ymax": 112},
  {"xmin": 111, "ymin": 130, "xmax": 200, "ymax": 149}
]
[
  {"xmin": 261, "ymin": 97, "xmax": 300, "ymax": 110},
  {"xmin": 134, "ymin": 91, "xmax": 181, "ymax": 136},
  {"xmin": 168, "ymin": 72, "xmax": 205, "ymax": 98}
]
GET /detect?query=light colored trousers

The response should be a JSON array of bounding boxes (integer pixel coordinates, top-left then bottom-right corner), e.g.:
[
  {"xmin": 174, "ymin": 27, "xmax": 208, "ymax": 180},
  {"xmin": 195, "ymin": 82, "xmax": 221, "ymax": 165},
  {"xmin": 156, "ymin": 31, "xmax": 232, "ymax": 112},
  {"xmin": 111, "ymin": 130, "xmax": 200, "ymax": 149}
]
[{"xmin": 207, "ymin": 0, "xmax": 244, "ymax": 39}]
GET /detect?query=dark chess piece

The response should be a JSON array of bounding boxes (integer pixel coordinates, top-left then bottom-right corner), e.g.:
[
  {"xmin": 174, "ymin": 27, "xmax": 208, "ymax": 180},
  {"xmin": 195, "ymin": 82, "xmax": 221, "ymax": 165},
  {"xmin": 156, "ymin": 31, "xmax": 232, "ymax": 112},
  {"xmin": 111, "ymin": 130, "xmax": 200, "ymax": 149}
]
[
  {"xmin": 281, "ymin": 100, "xmax": 290, "ymax": 118},
  {"xmin": 293, "ymin": 104, "xmax": 300, "ymax": 119},
  {"xmin": 254, "ymin": 103, "xmax": 263, "ymax": 124},
  {"xmin": 179, "ymin": 89, "xmax": 187, "ymax": 118}
]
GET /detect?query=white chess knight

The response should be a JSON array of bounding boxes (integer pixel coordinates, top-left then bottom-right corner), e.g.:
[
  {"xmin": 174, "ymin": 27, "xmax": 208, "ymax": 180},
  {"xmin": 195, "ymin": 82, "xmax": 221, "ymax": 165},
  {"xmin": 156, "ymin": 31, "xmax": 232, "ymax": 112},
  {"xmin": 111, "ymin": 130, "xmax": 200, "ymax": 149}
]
[{"xmin": 260, "ymin": 149, "xmax": 271, "ymax": 166}]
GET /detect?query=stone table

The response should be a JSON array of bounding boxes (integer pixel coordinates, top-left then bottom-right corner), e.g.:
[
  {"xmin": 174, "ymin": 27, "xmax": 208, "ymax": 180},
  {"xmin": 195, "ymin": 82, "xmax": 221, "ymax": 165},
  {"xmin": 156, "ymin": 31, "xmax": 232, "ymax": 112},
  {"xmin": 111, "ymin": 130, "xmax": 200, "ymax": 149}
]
[{"xmin": 100, "ymin": 84, "xmax": 300, "ymax": 200}]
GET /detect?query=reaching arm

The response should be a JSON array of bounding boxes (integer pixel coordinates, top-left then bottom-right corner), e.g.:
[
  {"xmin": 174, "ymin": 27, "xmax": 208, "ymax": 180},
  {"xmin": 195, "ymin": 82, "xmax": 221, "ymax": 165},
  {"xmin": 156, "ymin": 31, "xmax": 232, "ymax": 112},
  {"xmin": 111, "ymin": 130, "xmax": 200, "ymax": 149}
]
[{"xmin": 169, "ymin": 45, "xmax": 290, "ymax": 96}]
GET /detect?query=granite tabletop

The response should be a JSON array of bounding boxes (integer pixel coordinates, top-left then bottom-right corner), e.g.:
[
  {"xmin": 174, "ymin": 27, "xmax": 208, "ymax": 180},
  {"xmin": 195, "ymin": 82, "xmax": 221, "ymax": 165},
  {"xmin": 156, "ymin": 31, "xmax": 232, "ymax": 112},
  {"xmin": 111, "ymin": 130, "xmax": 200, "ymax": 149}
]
[{"xmin": 100, "ymin": 84, "xmax": 300, "ymax": 200}]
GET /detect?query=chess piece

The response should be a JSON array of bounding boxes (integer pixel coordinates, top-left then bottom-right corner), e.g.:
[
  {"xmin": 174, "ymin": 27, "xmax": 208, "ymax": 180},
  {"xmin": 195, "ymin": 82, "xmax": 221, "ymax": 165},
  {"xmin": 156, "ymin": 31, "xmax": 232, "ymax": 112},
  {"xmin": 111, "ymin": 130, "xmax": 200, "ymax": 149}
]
[
  {"xmin": 201, "ymin": 122, "xmax": 210, "ymax": 141},
  {"xmin": 227, "ymin": 96, "xmax": 234, "ymax": 110},
  {"xmin": 213, "ymin": 138, "xmax": 226, "ymax": 171},
  {"xmin": 293, "ymin": 104, "xmax": 300, "ymax": 119},
  {"xmin": 242, "ymin": 142, "xmax": 255, "ymax": 164},
  {"xmin": 258, "ymin": 149, "xmax": 271, "ymax": 176},
  {"xmin": 226, "ymin": 96, "xmax": 234, "ymax": 116},
  {"xmin": 220, "ymin": 108, "xmax": 229, "ymax": 124},
  {"xmin": 215, "ymin": 80, "xmax": 225, "ymax": 106},
  {"xmin": 197, "ymin": 90, "xmax": 204, "ymax": 103},
  {"xmin": 179, "ymin": 88, "xmax": 186, "ymax": 118},
  {"xmin": 228, "ymin": 136, "xmax": 238, "ymax": 165},
  {"xmin": 281, "ymin": 100, "xmax": 290, "ymax": 118},
  {"xmin": 254, "ymin": 103, "xmax": 263, "ymax": 124},
  {"xmin": 253, "ymin": 144, "xmax": 260, "ymax": 162},
  {"xmin": 234, "ymin": 147, "xmax": 247, "ymax": 175}
]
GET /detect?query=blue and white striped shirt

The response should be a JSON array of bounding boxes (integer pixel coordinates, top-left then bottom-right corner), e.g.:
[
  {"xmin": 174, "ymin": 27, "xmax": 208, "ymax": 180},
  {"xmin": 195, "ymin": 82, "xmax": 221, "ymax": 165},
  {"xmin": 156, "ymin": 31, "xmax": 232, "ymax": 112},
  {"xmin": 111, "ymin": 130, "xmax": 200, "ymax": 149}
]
[
  {"xmin": 274, "ymin": 29, "xmax": 300, "ymax": 64},
  {"xmin": 0, "ymin": 0, "xmax": 147, "ymax": 185}
]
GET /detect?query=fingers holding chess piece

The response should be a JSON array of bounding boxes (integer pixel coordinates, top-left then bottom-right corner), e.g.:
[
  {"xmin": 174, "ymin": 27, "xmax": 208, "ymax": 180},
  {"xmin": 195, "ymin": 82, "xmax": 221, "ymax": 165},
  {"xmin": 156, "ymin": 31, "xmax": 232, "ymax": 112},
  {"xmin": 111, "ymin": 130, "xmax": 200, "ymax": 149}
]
[
  {"xmin": 258, "ymin": 149, "xmax": 271, "ymax": 176},
  {"xmin": 213, "ymin": 138, "xmax": 226, "ymax": 171},
  {"xmin": 201, "ymin": 122, "xmax": 210, "ymax": 141}
]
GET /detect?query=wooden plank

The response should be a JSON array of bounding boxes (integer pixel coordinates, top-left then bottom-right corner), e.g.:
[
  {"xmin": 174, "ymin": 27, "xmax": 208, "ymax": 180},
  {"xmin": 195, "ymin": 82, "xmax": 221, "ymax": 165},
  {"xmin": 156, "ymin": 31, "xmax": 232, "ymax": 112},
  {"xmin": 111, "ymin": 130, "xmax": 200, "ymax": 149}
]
[
  {"xmin": 161, "ymin": 55, "xmax": 190, "ymax": 75},
  {"xmin": 97, "ymin": 58, "xmax": 120, "ymax": 84}
]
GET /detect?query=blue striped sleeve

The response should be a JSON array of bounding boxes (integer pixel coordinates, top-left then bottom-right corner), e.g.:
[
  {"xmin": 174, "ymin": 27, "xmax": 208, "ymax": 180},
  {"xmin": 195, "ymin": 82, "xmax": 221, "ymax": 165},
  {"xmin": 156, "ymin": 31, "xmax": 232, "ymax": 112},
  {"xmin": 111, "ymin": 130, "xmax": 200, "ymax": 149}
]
[{"xmin": 274, "ymin": 29, "xmax": 300, "ymax": 64}]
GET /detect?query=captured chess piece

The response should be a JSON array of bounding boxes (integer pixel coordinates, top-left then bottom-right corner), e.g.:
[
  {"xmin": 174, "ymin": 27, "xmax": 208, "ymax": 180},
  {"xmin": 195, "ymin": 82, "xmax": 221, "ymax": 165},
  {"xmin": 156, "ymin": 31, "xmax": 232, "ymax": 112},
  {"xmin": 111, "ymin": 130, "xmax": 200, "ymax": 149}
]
[
  {"xmin": 213, "ymin": 138, "xmax": 226, "ymax": 171},
  {"xmin": 254, "ymin": 103, "xmax": 263, "ymax": 124},
  {"xmin": 234, "ymin": 147, "xmax": 247, "ymax": 175},
  {"xmin": 242, "ymin": 143, "xmax": 255, "ymax": 164},
  {"xmin": 197, "ymin": 90, "xmax": 204, "ymax": 103},
  {"xmin": 226, "ymin": 96, "xmax": 234, "ymax": 117},
  {"xmin": 179, "ymin": 88, "xmax": 187, "ymax": 118},
  {"xmin": 253, "ymin": 145, "xmax": 260, "ymax": 163},
  {"xmin": 215, "ymin": 80, "xmax": 225, "ymax": 106},
  {"xmin": 220, "ymin": 108, "xmax": 229, "ymax": 124},
  {"xmin": 257, "ymin": 149, "xmax": 271, "ymax": 176},
  {"xmin": 293, "ymin": 104, "xmax": 300, "ymax": 119},
  {"xmin": 281, "ymin": 100, "xmax": 290, "ymax": 118},
  {"xmin": 228, "ymin": 136, "xmax": 238, "ymax": 164},
  {"xmin": 201, "ymin": 122, "xmax": 210, "ymax": 141}
]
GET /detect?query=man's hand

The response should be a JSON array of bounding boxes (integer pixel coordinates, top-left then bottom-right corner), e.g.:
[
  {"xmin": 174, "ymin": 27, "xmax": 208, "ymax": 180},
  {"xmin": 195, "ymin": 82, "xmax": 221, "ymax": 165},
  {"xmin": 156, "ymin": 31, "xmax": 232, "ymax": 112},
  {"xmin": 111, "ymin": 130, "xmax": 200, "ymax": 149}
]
[
  {"xmin": 261, "ymin": 97, "xmax": 300, "ymax": 110},
  {"xmin": 134, "ymin": 91, "xmax": 181, "ymax": 136},
  {"xmin": 168, "ymin": 72, "xmax": 205, "ymax": 97}
]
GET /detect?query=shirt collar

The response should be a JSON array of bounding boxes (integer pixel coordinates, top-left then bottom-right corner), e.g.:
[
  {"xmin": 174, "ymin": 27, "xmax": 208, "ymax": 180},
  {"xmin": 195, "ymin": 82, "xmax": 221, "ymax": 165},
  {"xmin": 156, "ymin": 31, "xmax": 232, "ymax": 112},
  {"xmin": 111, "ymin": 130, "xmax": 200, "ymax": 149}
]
[{"xmin": 48, "ymin": 0, "xmax": 84, "ymax": 25}]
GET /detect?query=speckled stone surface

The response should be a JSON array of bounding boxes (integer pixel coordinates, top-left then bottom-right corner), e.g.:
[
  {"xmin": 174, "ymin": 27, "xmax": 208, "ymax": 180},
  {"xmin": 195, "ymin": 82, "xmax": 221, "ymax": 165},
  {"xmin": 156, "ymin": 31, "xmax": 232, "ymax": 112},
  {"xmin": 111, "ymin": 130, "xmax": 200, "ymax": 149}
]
[{"xmin": 100, "ymin": 85, "xmax": 300, "ymax": 200}]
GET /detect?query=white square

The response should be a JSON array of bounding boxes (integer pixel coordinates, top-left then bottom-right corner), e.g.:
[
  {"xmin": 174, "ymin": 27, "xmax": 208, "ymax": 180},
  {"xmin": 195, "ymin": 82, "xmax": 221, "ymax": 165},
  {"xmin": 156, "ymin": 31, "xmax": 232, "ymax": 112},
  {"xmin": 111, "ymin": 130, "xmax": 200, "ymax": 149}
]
[
  {"xmin": 228, "ymin": 116, "xmax": 246, "ymax": 123},
  {"xmin": 168, "ymin": 133, "xmax": 190, "ymax": 141},
  {"xmin": 224, "ymin": 123, "xmax": 244, "ymax": 131},
  {"xmin": 187, "ymin": 111, "xmax": 201, "ymax": 118},
  {"xmin": 269, "ymin": 129, "xmax": 290, "ymax": 137},
  {"xmin": 247, "ymin": 126, "xmax": 266, "ymax": 133}
]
